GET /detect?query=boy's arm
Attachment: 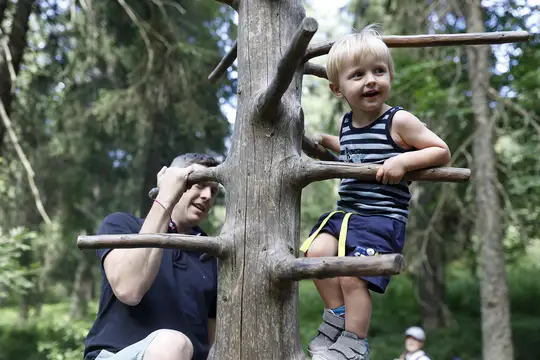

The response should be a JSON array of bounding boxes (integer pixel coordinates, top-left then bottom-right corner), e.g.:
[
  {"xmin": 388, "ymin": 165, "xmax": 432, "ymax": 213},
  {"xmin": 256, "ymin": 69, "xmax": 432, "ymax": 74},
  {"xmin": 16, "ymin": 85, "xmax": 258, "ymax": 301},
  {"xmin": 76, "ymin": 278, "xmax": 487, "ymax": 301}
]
[
  {"xmin": 391, "ymin": 111, "xmax": 451, "ymax": 171},
  {"xmin": 376, "ymin": 111, "xmax": 451, "ymax": 184},
  {"xmin": 313, "ymin": 116, "xmax": 343, "ymax": 154},
  {"xmin": 316, "ymin": 134, "xmax": 340, "ymax": 153}
]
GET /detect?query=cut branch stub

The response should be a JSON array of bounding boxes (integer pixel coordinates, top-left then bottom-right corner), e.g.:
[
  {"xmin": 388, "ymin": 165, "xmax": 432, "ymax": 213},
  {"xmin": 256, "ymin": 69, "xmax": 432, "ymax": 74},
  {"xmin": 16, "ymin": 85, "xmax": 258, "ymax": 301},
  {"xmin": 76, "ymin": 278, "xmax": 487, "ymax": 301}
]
[
  {"xmin": 208, "ymin": 41, "xmax": 238, "ymax": 83},
  {"xmin": 148, "ymin": 164, "xmax": 222, "ymax": 199},
  {"xmin": 304, "ymin": 62, "xmax": 328, "ymax": 80},
  {"xmin": 297, "ymin": 159, "xmax": 471, "ymax": 186},
  {"xmin": 273, "ymin": 254, "xmax": 403, "ymax": 282},
  {"xmin": 77, "ymin": 233, "xmax": 226, "ymax": 258},
  {"xmin": 301, "ymin": 134, "xmax": 338, "ymax": 161},
  {"xmin": 257, "ymin": 17, "xmax": 318, "ymax": 116},
  {"xmin": 304, "ymin": 31, "xmax": 532, "ymax": 61}
]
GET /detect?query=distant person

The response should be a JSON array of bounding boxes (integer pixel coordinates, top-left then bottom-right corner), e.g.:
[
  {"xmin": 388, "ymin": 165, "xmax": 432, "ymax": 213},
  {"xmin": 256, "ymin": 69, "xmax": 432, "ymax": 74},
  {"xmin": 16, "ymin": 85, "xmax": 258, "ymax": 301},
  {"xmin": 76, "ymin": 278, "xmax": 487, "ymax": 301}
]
[
  {"xmin": 83, "ymin": 153, "xmax": 221, "ymax": 360},
  {"xmin": 300, "ymin": 22, "xmax": 451, "ymax": 360},
  {"xmin": 394, "ymin": 326, "xmax": 431, "ymax": 360}
]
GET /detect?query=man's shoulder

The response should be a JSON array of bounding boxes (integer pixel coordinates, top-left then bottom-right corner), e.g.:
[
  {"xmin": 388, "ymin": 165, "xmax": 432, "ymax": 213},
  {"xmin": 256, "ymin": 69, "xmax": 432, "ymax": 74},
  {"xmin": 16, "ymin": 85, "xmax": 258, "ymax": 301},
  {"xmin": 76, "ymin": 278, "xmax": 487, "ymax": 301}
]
[{"xmin": 97, "ymin": 212, "xmax": 144, "ymax": 235}]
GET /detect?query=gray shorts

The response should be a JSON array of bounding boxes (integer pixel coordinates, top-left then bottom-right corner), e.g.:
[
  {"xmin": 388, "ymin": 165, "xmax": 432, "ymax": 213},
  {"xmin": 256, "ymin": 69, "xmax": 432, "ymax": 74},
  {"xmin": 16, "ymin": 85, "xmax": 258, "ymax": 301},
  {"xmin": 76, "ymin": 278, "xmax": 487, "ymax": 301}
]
[{"xmin": 95, "ymin": 330, "xmax": 160, "ymax": 360}]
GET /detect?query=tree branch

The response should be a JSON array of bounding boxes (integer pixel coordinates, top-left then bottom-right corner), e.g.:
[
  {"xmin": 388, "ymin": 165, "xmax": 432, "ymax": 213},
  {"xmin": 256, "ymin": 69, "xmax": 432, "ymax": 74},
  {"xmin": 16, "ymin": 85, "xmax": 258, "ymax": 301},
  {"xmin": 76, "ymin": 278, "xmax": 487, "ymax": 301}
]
[
  {"xmin": 303, "ymin": 62, "xmax": 327, "ymax": 79},
  {"xmin": 0, "ymin": 101, "xmax": 51, "ymax": 225},
  {"xmin": 77, "ymin": 233, "xmax": 226, "ymax": 257},
  {"xmin": 148, "ymin": 164, "xmax": 222, "ymax": 199},
  {"xmin": 304, "ymin": 31, "xmax": 531, "ymax": 61},
  {"xmin": 208, "ymin": 40, "xmax": 237, "ymax": 83},
  {"xmin": 297, "ymin": 159, "xmax": 471, "ymax": 186},
  {"xmin": 301, "ymin": 134, "xmax": 338, "ymax": 161},
  {"xmin": 273, "ymin": 254, "xmax": 403, "ymax": 282},
  {"xmin": 257, "ymin": 17, "xmax": 318, "ymax": 116}
]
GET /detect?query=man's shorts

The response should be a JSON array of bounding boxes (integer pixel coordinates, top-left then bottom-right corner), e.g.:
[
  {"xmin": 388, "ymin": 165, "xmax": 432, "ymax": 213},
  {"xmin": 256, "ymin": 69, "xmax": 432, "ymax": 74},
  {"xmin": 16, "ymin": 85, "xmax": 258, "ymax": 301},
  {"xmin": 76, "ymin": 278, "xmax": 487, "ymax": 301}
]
[
  {"xmin": 95, "ymin": 331, "xmax": 160, "ymax": 360},
  {"xmin": 301, "ymin": 211, "xmax": 406, "ymax": 294}
]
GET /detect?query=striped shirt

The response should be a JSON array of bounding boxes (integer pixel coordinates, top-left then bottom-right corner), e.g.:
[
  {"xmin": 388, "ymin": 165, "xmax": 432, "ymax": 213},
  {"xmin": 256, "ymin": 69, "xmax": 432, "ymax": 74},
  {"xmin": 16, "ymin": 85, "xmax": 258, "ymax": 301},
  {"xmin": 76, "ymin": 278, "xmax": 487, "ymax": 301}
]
[{"xmin": 337, "ymin": 106, "xmax": 412, "ymax": 223}]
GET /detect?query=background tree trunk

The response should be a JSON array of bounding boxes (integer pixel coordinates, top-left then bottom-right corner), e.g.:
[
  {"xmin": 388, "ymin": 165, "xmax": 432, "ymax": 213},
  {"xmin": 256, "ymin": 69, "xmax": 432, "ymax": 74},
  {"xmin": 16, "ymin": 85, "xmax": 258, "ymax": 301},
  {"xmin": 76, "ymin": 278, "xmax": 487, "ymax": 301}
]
[
  {"xmin": 465, "ymin": 1, "xmax": 514, "ymax": 359},
  {"xmin": 0, "ymin": 0, "xmax": 34, "ymax": 153},
  {"xmin": 69, "ymin": 249, "xmax": 94, "ymax": 319}
]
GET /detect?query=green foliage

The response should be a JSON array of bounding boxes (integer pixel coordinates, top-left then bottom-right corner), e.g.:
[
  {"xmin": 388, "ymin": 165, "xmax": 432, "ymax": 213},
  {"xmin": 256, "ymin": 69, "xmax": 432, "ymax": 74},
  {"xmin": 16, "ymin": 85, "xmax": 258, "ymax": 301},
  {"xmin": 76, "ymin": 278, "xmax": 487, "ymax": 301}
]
[
  {"xmin": 0, "ymin": 303, "xmax": 93, "ymax": 360},
  {"xmin": 0, "ymin": 227, "xmax": 37, "ymax": 297}
]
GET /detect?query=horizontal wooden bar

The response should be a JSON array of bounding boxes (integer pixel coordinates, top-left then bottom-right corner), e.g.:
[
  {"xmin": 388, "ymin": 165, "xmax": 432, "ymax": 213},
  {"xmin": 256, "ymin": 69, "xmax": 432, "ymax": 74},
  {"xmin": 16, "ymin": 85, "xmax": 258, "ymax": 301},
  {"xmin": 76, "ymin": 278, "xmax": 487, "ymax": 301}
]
[{"xmin": 305, "ymin": 31, "xmax": 531, "ymax": 60}]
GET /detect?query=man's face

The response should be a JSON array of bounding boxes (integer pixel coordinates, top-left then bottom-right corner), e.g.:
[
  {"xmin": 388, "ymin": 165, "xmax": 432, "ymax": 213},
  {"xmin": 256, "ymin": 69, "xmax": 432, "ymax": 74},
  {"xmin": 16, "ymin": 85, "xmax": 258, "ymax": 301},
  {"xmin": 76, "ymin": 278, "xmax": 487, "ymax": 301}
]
[{"xmin": 173, "ymin": 164, "xmax": 219, "ymax": 227}]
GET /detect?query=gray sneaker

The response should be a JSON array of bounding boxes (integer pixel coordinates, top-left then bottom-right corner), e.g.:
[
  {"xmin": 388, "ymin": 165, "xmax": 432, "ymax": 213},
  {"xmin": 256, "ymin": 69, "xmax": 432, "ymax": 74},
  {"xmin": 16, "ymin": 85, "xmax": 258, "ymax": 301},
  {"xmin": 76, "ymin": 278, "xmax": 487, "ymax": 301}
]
[
  {"xmin": 312, "ymin": 331, "xmax": 370, "ymax": 360},
  {"xmin": 307, "ymin": 309, "xmax": 345, "ymax": 357}
]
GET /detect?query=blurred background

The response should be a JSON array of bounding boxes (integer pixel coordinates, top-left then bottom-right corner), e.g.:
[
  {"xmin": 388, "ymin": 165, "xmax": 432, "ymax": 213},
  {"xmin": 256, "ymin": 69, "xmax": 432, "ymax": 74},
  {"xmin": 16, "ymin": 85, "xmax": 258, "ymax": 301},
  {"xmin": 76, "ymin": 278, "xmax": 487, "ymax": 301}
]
[{"xmin": 0, "ymin": 0, "xmax": 538, "ymax": 359}]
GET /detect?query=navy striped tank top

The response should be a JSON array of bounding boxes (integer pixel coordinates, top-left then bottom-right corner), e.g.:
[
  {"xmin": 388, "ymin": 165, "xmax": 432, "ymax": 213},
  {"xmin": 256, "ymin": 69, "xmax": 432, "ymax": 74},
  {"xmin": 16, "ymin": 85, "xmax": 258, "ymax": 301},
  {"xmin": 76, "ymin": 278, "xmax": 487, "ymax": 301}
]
[{"xmin": 337, "ymin": 106, "xmax": 412, "ymax": 223}]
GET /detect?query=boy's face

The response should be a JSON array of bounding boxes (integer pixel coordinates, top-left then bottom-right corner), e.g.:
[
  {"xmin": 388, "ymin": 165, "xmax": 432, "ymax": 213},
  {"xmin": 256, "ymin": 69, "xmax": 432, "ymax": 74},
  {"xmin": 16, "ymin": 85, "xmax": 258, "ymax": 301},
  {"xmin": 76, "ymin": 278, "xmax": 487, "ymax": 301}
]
[
  {"xmin": 330, "ymin": 54, "xmax": 392, "ymax": 113},
  {"xmin": 405, "ymin": 336, "xmax": 423, "ymax": 352},
  {"xmin": 173, "ymin": 163, "xmax": 219, "ymax": 227}
]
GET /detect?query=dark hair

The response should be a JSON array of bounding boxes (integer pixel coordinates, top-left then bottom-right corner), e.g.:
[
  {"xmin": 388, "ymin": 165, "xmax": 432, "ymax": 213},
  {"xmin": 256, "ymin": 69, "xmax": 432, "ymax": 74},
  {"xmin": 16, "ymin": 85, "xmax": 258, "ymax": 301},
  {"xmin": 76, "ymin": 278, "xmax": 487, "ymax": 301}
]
[{"xmin": 169, "ymin": 153, "xmax": 221, "ymax": 168}]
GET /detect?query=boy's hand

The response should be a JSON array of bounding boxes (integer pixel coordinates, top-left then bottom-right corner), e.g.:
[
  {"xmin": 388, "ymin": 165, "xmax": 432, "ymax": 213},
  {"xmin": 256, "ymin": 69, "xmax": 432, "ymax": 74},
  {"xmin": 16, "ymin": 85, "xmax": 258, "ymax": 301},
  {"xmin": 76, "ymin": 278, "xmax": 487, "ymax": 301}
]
[
  {"xmin": 376, "ymin": 156, "xmax": 407, "ymax": 184},
  {"xmin": 311, "ymin": 133, "xmax": 323, "ymax": 146}
]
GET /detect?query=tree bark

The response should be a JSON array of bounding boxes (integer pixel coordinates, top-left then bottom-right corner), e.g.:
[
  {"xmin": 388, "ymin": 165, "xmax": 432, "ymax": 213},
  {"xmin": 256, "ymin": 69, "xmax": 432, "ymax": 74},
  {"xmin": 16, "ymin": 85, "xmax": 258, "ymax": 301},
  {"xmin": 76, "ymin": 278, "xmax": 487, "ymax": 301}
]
[
  {"xmin": 465, "ymin": 1, "xmax": 514, "ymax": 359},
  {"xmin": 210, "ymin": 2, "xmax": 310, "ymax": 359},
  {"xmin": 0, "ymin": 0, "xmax": 34, "ymax": 153}
]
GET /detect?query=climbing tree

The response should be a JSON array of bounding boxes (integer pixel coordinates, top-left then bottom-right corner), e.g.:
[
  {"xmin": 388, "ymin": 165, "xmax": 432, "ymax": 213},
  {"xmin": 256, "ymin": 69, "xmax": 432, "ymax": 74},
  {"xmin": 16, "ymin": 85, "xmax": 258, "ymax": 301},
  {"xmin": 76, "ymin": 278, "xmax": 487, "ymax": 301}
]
[{"xmin": 78, "ymin": 1, "xmax": 530, "ymax": 359}]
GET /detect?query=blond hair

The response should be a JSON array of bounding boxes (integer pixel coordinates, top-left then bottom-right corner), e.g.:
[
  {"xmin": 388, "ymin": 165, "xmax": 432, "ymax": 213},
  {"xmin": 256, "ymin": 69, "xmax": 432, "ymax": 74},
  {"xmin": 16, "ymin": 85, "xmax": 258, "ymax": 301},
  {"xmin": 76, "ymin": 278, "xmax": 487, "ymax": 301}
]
[{"xmin": 326, "ymin": 24, "xmax": 395, "ymax": 85}]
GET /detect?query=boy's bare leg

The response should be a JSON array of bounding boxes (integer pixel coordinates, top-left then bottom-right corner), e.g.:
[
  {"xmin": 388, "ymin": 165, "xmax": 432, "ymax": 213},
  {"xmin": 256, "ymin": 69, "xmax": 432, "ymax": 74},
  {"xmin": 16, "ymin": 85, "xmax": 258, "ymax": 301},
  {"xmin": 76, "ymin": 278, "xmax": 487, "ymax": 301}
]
[
  {"xmin": 306, "ymin": 233, "xmax": 343, "ymax": 308},
  {"xmin": 340, "ymin": 277, "xmax": 372, "ymax": 338}
]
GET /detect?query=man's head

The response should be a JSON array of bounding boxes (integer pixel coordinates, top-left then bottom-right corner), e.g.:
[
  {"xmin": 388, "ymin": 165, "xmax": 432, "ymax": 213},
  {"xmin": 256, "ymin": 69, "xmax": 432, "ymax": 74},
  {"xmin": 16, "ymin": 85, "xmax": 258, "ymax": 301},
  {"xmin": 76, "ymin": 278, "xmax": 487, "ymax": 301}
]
[
  {"xmin": 404, "ymin": 326, "xmax": 425, "ymax": 352},
  {"xmin": 168, "ymin": 153, "xmax": 221, "ymax": 229},
  {"xmin": 326, "ymin": 24, "xmax": 394, "ymax": 112}
]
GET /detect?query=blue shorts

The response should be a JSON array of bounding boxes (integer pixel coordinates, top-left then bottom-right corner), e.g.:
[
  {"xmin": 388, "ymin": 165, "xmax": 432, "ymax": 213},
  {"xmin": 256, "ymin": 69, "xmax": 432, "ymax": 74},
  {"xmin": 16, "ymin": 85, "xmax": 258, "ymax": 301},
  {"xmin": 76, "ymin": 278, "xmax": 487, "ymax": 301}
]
[{"xmin": 304, "ymin": 211, "xmax": 406, "ymax": 294}]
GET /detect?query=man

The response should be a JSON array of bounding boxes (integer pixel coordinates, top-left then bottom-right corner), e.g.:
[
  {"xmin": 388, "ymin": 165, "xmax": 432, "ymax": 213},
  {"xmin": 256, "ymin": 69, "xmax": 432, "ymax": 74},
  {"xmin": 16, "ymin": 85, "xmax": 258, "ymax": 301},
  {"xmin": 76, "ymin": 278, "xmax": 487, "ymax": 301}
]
[
  {"xmin": 84, "ymin": 153, "xmax": 221, "ymax": 360},
  {"xmin": 395, "ymin": 326, "xmax": 431, "ymax": 360}
]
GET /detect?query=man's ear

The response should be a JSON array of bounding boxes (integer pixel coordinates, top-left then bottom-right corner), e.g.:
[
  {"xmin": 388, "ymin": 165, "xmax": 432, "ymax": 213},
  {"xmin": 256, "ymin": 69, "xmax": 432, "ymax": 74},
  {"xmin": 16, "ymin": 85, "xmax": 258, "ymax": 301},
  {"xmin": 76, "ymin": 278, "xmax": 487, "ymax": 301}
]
[{"xmin": 329, "ymin": 83, "xmax": 343, "ymax": 98}]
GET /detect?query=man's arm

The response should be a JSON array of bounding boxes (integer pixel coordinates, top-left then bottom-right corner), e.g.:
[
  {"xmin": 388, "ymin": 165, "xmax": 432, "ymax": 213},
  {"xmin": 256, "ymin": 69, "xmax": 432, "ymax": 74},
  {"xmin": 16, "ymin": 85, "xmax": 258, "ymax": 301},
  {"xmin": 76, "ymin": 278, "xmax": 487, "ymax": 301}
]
[
  {"xmin": 102, "ymin": 201, "xmax": 173, "ymax": 306},
  {"xmin": 103, "ymin": 166, "xmax": 191, "ymax": 306}
]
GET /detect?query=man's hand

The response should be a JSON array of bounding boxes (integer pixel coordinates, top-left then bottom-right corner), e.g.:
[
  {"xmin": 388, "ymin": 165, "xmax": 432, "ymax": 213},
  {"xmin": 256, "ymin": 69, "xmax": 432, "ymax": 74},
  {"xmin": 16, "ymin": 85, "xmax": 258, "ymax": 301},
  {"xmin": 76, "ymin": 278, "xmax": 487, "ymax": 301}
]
[
  {"xmin": 156, "ymin": 165, "xmax": 193, "ymax": 206},
  {"xmin": 376, "ymin": 156, "xmax": 407, "ymax": 184}
]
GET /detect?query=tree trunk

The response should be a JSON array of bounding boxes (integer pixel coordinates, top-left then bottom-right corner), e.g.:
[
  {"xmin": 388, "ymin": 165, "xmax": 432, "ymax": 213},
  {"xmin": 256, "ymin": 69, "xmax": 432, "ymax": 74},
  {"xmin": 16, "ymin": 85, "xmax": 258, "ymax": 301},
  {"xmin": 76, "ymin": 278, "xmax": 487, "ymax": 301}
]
[
  {"xmin": 409, "ymin": 184, "xmax": 451, "ymax": 330},
  {"xmin": 417, "ymin": 234, "xmax": 448, "ymax": 330},
  {"xmin": 211, "ymin": 2, "xmax": 308, "ymax": 359},
  {"xmin": 465, "ymin": 1, "xmax": 514, "ymax": 359},
  {"xmin": 0, "ymin": 0, "xmax": 34, "ymax": 153},
  {"xmin": 0, "ymin": 0, "xmax": 9, "ymax": 28},
  {"xmin": 69, "ymin": 250, "xmax": 94, "ymax": 319}
]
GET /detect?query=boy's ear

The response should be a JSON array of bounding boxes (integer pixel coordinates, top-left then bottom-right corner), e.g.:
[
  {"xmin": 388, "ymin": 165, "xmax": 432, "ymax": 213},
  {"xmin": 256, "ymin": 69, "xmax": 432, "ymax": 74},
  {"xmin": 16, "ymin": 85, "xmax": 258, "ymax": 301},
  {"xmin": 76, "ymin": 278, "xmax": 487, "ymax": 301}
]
[{"xmin": 329, "ymin": 83, "xmax": 343, "ymax": 98}]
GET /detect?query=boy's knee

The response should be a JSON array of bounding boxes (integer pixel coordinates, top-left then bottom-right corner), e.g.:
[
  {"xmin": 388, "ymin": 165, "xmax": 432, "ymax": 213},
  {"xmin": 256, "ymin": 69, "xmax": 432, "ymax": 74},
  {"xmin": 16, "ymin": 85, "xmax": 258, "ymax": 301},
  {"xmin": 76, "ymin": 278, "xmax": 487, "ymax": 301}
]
[
  {"xmin": 339, "ymin": 276, "xmax": 368, "ymax": 294},
  {"xmin": 144, "ymin": 329, "xmax": 193, "ymax": 360},
  {"xmin": 306, "ymin": 233, "xmax": 338, "ymax": 258}
]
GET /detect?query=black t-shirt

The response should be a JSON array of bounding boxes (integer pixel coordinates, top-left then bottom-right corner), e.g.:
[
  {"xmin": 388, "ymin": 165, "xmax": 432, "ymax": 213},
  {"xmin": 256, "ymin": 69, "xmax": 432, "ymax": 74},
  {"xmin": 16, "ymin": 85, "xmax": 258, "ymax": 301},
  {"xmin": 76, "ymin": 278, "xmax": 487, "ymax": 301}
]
[{"xmin": 83, "ymin": 212, "xmax": 217, "ymax": 360}]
